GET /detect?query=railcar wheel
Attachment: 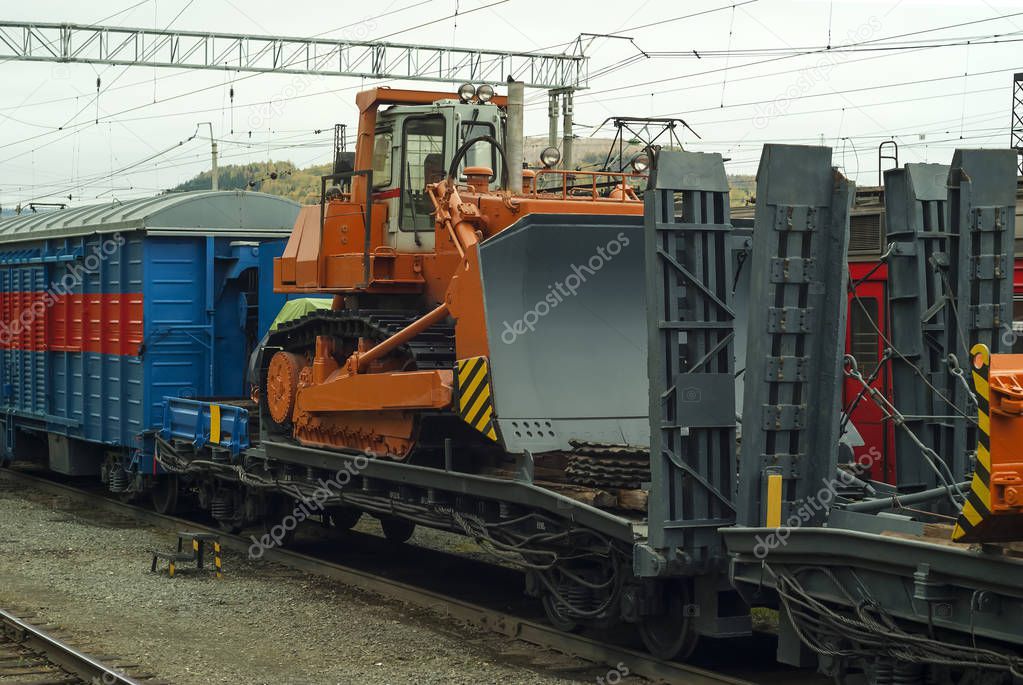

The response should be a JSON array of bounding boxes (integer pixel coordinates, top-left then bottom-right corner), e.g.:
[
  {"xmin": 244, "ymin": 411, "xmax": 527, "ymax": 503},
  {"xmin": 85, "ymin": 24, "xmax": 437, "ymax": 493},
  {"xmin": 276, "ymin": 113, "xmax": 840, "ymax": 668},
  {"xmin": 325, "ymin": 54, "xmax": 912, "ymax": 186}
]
[
  {"xmin": 380, "ymin": 516, "xmax": 415, "ymax": 543},
  {"xmin": 150, "ymin": 476, "xmax": 180, "ymax": 515},
  {"xmin": 328, "ymin": 507, "xmax": 362, "ymax": 531},
  {"xmin": 215, "ymin": 518, "xmax": 242, "ymax": 534},
  {"xmin": 638, "ymin": 581, "xmax": 700, "ymax": 661},
  {"xmin": 258, "ymin": 494, "xmax": 298, "ymax": 548}
]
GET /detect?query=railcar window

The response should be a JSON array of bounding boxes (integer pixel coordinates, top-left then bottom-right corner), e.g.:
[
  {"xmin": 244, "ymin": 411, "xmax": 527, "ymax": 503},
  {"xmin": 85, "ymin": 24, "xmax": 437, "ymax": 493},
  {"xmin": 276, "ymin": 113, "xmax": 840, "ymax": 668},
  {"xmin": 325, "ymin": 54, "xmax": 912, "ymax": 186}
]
[
  {"xmin": 400, "ymin": 115, "xmax": 445, "ymax": 231},
  {"xmin": 372, "ymin": 128, "xmax": 392, "ymax": 189},
  {"xmin": 850, "ymin": 297, "xmax": 881, "ymax": 376}
]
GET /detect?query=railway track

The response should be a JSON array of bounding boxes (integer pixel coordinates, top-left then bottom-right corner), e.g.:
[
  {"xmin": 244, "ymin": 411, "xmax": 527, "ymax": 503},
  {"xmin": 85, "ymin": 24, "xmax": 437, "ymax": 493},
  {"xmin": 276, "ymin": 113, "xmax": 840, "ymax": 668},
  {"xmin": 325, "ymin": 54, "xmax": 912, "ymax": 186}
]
[
  {"xmin": 0, "ymin": 607, "xmax": 144, "ymax": 684},
  {"xmin": 0, "ymin": 467, "xmax": 752, "ymax": 685}
]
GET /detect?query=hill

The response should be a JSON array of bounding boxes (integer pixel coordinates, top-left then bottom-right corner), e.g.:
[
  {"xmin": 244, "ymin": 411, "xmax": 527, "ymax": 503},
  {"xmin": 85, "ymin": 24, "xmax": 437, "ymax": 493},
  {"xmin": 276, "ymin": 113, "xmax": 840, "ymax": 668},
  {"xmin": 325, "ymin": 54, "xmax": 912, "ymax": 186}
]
[
  {"xmin": 171, "ymin": 161, "xmax": 334, "ymax": 204},
  {"xmin": 171, "ymin": 156, "xmax": 757, "ymax": 206}
]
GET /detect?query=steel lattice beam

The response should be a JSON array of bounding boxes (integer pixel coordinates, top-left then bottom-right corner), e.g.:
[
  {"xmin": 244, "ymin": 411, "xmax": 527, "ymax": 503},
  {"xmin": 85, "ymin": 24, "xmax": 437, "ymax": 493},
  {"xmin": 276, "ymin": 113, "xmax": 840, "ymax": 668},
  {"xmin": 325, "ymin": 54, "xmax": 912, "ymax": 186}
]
[
  {"xmin": 0, "ymin": 21, "xmax": 587, "ymax": 90},
  {"xmin": 1013, "ymin": 72, "xmax": 1023, "ymax": 176}
]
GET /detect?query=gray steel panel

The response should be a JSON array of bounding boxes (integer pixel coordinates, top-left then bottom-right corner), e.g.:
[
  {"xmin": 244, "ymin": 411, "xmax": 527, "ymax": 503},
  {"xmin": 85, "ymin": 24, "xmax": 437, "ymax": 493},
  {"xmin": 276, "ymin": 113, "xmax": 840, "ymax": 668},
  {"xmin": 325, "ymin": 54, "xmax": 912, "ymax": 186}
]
[
  {"xmin": 478, "ymin": 213, "xmax": 648, "ymax": 454},
  {"xmin": 731, "ymin": 230, "xmax": 753, "ymax": 431},
  {"xmin": 949, "ymin": 149, "xmax": 1017, "ymax": 482},
  {"xmin": 46, "ymin": 434, "xmax": 102, "ymax": 476},
  {"xmin": 643, "ymin": 149, "xmax": 737, "ymax": 569},
  {"xmin": 883, "ymin": 163, "xmax": 956, "ymax": 490},
  {"xmin": 724, "ymin": 526, "xmax": 1023, "ymax": 648},
  {"xmin": 653, "ymin": 151, "xmax": 729, "ymax": 192},
  {"xmin": 737, "ymin": 144, "xmax": 853, "ymax": 527}
]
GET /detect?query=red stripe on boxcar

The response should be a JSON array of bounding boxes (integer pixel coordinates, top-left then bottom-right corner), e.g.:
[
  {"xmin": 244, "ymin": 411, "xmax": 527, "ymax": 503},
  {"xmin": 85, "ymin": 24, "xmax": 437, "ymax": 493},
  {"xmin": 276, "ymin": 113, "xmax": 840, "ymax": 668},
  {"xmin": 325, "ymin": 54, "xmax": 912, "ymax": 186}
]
[{"xmin": 0, "ymin": 291, "xmax": 143, "ymax": 355}]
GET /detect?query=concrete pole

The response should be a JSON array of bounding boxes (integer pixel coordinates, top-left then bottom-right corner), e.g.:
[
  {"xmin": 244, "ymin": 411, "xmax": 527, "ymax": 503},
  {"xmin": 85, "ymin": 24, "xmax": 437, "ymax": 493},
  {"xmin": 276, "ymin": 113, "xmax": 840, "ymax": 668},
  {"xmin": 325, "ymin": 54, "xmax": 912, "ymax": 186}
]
[
  {"xmin": 211, "ymin": 139, "xmax": 219, "ymax": 191},
  {"xmin": 562, "ymin": 90, "xmax": 574, "ymax": 171},
  {"xmin": 199, "ymin": 122, "xmax": 219, "ymax": 190},
  {"xmin": 506, "ymin": 79, "xmax": 524, "ymax": 193}
]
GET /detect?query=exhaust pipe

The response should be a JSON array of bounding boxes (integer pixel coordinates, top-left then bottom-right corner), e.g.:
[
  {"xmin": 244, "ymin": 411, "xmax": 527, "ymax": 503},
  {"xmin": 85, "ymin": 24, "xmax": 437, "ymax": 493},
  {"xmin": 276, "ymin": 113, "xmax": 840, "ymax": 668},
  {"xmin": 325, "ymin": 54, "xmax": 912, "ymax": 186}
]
[{"xmin": 506, "ymin": 78, "xmax": 524, "ymax": 193}]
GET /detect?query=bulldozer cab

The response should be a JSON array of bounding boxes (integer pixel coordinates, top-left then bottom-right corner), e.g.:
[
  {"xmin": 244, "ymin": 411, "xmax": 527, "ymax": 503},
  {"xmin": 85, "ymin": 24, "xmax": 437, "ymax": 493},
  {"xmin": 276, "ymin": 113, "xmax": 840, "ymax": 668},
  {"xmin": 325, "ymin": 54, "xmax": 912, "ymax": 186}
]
[{"xmin": 370, "ymin": 100, "xmax": 504, "ymax": 252}]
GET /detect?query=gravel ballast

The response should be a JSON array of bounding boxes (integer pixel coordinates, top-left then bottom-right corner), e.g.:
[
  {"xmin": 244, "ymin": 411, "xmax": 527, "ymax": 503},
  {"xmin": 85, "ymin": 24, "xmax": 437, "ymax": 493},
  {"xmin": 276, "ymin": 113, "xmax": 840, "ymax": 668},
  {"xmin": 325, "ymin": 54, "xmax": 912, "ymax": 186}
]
[{"xmin": 0, "ymin": 477, "xmax": 643, "ymax": 685}]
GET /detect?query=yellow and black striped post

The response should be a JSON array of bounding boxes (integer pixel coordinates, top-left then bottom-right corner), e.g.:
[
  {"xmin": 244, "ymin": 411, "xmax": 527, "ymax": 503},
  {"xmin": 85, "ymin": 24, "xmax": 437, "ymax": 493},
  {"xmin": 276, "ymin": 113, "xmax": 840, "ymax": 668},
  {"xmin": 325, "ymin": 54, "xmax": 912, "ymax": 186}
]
[
  {"xmin": 214, "ymin": 541, "xmax": 222, "ymax": 579},
  {"xmin": 952, "ymin": 343, "xmax": 994, "ymax": 542},
  {"xmin": 454, "ymin": 356, "xmax": 498, "ymax": 441}
]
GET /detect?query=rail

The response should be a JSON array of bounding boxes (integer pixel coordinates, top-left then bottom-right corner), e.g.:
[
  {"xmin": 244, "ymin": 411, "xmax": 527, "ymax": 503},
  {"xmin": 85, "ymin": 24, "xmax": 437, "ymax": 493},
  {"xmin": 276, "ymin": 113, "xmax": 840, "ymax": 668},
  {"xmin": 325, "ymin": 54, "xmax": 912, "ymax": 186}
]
[
  {"xmin": 0, "ymin": 467, "xmax": 750, "ymax": 685},
  {"xmin": 0, "ymin": 607, "xmax": 141, "ymax": 684}
]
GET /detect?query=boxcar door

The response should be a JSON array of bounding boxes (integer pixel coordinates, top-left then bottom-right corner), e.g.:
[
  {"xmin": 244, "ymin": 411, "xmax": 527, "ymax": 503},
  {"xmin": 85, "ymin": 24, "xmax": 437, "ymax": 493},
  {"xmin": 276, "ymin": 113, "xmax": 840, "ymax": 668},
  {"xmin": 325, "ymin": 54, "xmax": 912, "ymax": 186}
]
[{"xmin": 844, "ymin": 262, "xmax": 895, "ymax": 483}]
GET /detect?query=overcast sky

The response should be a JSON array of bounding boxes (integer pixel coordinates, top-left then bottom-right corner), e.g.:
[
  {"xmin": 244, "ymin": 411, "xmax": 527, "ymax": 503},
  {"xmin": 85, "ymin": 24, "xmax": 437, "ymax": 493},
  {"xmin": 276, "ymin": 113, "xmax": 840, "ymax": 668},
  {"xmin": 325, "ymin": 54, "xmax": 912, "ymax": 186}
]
[{"xmin": 0, "ymin": 0, "xmax": 1020, "ymax": 207}]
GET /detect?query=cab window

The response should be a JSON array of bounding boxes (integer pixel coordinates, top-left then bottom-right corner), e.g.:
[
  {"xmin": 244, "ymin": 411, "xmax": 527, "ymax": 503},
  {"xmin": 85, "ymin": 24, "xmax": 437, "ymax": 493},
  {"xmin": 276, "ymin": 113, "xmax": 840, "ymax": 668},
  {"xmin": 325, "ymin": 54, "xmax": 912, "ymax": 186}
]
[
  {"xmin": 371, "ymin": 128, "xmax": 393, "ymax": 188},
  {"xmin": 460, "ymin": 121, "xmax": 497, "ymax": 182},
  {"xmin": 400, "ymin": 115, "xmax": 445, "ymax": 231}
]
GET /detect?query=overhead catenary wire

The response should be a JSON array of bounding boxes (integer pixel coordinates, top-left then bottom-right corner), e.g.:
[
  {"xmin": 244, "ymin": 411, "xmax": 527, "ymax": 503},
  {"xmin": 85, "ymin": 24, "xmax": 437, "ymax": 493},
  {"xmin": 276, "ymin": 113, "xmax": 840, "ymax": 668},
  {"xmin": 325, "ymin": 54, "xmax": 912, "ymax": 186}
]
[
  {"xmin": 15, "ymin": 125, "xmax": 206, "ymax": 205},
  {"xmin": 4, "ymin": 2, "xmax": 1022, "ymax": 201},
  {"xmin": 0, "ymin": 0, "xmax": 495, "ymax": 160},
  {"xmin": 544, "ymin": 11, "xmax": 1023, "ymax": 105}
]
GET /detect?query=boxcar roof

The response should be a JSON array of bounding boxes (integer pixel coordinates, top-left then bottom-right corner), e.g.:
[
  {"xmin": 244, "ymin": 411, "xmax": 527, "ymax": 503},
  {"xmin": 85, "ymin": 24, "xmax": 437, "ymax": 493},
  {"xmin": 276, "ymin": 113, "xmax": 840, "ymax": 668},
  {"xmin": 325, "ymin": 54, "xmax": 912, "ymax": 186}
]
[{"xmin": 0, "ymin": 191, "xmax": 301, "ymax": 243}]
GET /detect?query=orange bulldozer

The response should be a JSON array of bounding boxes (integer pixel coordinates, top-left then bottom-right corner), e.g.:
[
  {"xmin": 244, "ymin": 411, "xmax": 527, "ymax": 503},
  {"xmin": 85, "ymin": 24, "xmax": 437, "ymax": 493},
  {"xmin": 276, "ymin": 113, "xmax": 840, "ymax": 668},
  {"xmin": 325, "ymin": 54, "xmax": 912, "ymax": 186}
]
[{"xmin": 263, "ymin": 83, "xmax": 650, "ymax": 463}]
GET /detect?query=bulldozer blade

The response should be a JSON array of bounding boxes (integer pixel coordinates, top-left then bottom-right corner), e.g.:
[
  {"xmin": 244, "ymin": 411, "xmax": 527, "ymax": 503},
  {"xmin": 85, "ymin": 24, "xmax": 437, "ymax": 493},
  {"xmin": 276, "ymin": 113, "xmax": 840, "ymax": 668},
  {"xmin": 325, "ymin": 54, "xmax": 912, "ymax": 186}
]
[{"xmin": 477, "ymin": 213, "xmax": 648, "ymax": 454}]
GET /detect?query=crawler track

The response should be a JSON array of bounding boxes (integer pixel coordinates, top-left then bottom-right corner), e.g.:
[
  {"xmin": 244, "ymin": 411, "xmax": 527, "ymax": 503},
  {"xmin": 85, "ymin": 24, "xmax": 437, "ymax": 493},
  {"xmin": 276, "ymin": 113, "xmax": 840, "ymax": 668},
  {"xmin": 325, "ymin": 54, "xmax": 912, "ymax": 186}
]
[
  {"xmin": 0, "ymin": 467, "xmax": 758, "ymax": 685},
  {"xmin": 0, "ymin": 607, "xmax": 143, "ymax": 684}
]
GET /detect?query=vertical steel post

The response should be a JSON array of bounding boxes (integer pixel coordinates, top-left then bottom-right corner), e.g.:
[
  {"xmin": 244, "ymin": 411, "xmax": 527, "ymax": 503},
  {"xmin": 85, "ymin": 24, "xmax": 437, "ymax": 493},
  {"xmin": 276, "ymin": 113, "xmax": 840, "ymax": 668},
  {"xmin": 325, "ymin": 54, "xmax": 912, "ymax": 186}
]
[
  {"xmin": 737, "ymin": 144, "xmax": 853, "ymax": 528},
  {"xmin": 561, "ymin": 90, "xmax": 574, "ymax": 171},
  {"xmin": 547, "ymin": 92, "xmax": 559, "ymax": 151},
  {"xmin": 506, "ymin": 79, "xmax": 524, "ymax": 193},
  {"xmin": 643, "ymin": 149, "xmax": 736, "ymax": 569},
  {"xmin": 948, "ymin": 149, "xmax": 1018, "ymax": 482},
  {"xmin": 883, "ymin": 163, "xmax": 954, "ymax": 491},
  {"xmin": 199, "ymin": 122, "xmax": 218, "ymax": 190}
]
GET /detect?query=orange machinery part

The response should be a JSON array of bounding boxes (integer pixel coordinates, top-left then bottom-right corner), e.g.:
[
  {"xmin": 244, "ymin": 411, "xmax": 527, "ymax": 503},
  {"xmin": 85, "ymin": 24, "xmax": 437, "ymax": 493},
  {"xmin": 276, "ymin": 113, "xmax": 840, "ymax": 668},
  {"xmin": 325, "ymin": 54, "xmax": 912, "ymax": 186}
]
[{"xmin": 984, "ymin": 353, "xmax": 1023, "ymax": 513}]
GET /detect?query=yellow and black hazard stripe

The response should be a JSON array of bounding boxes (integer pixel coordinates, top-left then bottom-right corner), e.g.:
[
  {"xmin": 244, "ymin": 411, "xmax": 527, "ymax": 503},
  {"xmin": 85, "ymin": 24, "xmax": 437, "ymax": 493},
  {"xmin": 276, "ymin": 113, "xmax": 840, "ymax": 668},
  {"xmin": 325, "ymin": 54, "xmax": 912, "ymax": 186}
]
[
  {"xmin": 455, "ymin": 356, "xmax": 498, "ymax": 442},
  {"xmin": 952, "ymin": 343, "xmax": 993, "ymax": 542}
]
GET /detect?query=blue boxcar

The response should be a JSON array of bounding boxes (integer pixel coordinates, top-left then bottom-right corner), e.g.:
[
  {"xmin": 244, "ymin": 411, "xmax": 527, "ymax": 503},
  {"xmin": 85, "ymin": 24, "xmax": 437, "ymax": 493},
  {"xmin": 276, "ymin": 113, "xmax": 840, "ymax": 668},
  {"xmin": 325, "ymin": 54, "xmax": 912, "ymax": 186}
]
[{"xmin": 0, "ymin": 191, "xmax": 299, "ymax": 477}]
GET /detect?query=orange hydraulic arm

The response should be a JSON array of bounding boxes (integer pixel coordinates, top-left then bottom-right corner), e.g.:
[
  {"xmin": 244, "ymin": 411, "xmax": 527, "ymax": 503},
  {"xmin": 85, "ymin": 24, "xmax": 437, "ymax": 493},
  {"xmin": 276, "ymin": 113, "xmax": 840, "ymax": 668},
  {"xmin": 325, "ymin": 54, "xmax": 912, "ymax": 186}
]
[{"xmin": 952, "ymin": 344, "xmax": 1023, "ymax": 542}]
